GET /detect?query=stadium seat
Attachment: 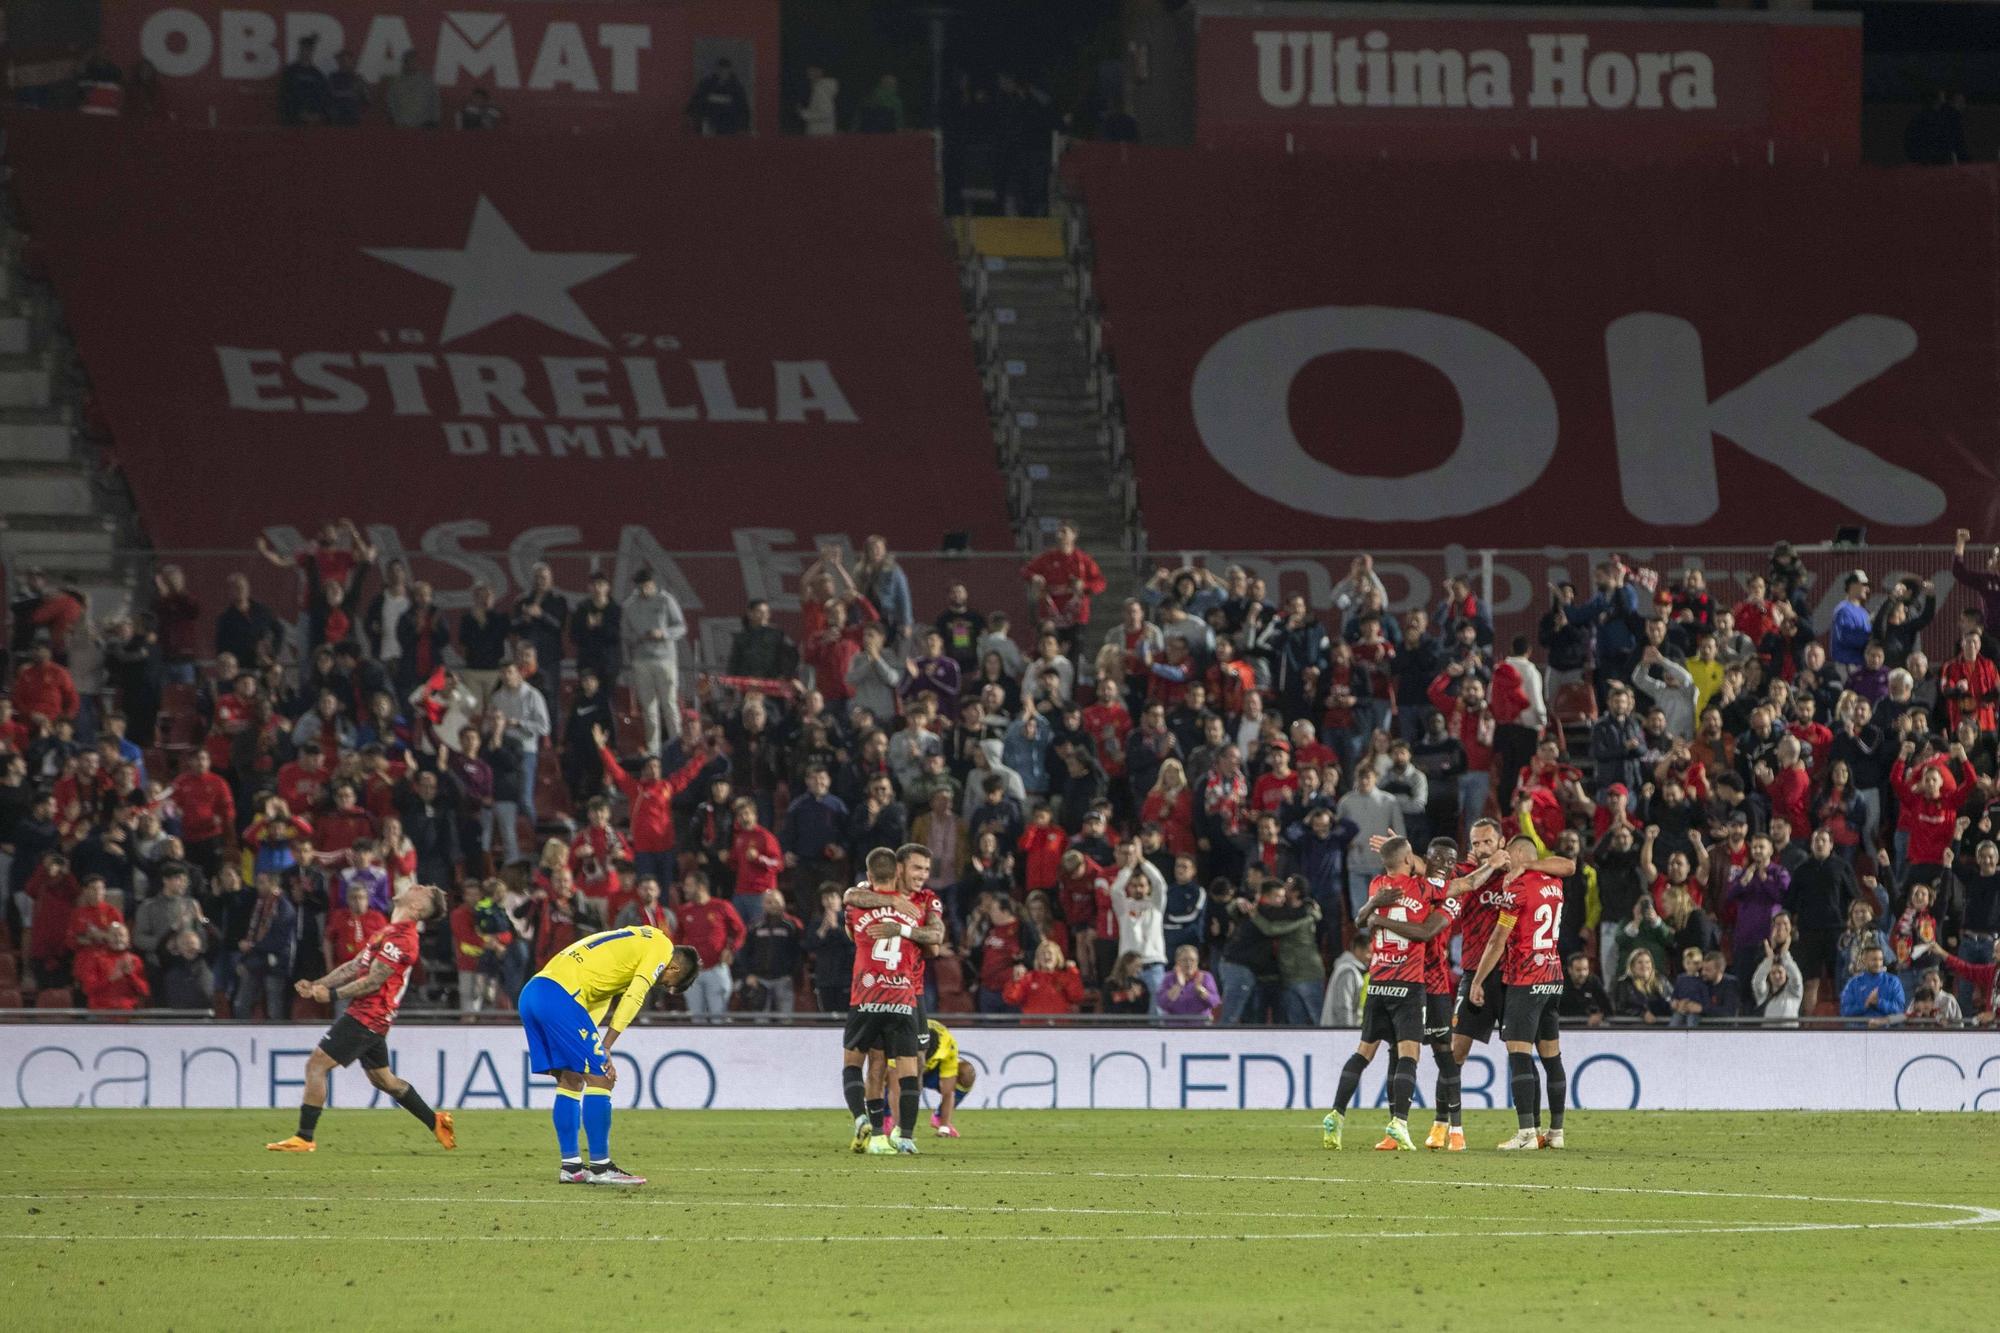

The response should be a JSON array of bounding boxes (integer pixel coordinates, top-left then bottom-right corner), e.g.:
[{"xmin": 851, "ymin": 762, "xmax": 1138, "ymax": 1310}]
[
  {"xmin": 0, "ymin": 987, "xmax": 20, "ymax": 1010},
  {"xmin": 210, "ymin": 991, "xmax": 232, "ymax": 1019},
  {"xmin": 0, "ymin": 953, "xmax": 17, "ymax": 986},
  {"xmin": 1552, "ymin": 680, "xmax": 1599, "ymax": 729},
  {"xmin": 290, "ymin": 995, "xmax": 331, "ymax": 1021},
  {"xmin": 35, "ymin": 987, "xmax": 73, "ymax": 1009}
]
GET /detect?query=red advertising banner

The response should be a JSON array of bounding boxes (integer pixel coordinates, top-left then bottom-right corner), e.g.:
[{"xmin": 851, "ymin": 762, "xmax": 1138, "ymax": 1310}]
[
  {"xmin": 98, "ymin": 0, "xmax": 779, "ymax": 132},
  {"xmin": 1196, "ymin": 2, "xmax": 1860, "ymax": 163},
  {"xmin": 1064, "ymin": 143, "xmax": 2000, "ymax": 552},
  {"xmin": 5, "ymin": 120, "xmax": 1010, "ymax": 652}
]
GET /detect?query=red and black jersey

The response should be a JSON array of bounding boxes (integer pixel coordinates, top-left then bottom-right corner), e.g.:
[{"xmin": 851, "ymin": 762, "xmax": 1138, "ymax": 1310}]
[
  {"xmin": 1452, "ymin": 857, "xmax": 1511, "ymax": 965},
  {"xmin": 1422, "ymin": 872, "xmax": 1461, "ymax": 996},
  {"xmin": 1367, "ymin": 873, "xmax": 1431, "ymax": 985},
  {"xmin": 846, "ymin": 888, "xmax": 940, "ymax": 1014},
  {"xmin": 1496, "ymin": 871, "xmax": 1565, "ymax": 987},
  {"xmin": 345, "ymin": 920, "xmax": 422, "ymax": 1034}
]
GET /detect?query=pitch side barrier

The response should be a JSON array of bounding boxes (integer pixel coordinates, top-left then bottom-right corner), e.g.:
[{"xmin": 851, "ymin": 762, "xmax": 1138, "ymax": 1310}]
[{"xmin": 4, "ymin": 1021, "xmax": 1995, "ymax": 1113}]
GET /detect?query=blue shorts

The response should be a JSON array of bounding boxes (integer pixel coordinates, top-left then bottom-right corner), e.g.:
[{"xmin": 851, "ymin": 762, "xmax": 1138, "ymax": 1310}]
[
  {"xmin": 921, "ymin": 1069, "xmax": 940, "ymax": 1093},
  {"xmin": 519, "ymin": 976, "xmax": 607, "ymax": 1076}
]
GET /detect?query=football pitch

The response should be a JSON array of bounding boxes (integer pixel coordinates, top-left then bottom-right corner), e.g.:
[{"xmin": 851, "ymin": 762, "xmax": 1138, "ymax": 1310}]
[{"xmin": 3, "ymin": 1109, "xmax": 1996, "ymax": 1329}]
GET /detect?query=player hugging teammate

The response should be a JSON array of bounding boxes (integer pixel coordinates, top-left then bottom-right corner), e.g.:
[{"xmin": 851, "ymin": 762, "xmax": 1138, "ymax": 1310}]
[
  {"xmin": 1325, "ymin": 819, "xmax": 1575, "ymax": 1152},
  {"xmin": 840, "ymin": 845, "xmax": 946, "ymax": 1156}
]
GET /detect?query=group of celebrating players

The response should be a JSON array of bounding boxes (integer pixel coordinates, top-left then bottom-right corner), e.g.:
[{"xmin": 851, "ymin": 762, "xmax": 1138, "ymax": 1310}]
[
  {"xmin": 1327, "ymin": 818, "xmax": 1573, "ymax": 1153},
  {"xmin": 262, "ymin": 839, "xmax": 972, "ymax": 1181},
  {"xmin": 259, "ymin": 824, "xmax": 1566, "ymax": 1174}
]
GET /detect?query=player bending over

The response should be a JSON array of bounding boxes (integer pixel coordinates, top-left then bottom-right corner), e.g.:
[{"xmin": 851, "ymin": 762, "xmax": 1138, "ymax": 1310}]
[
  {"xmin": 518, "ymin": 924, "xmax": 699, "ymax": 1184},
  {"xmin": 1467, "ymin": 835, "xmax": 1569, "ymax": 1151},
  {"xmin": 920, "ymin": 1018, "xmax": 975, "ymax": 1137},
  {"xmin": 841, "ymin": 844, "xmax": 945, "ymax": 1155},
  {"xmin": 1324, "ymin": 838, "xmax": 1452, "ymax": 1152},
  {"xmin": 267, "ymin": 882, "xmax": 452, "ymax": 1153}
]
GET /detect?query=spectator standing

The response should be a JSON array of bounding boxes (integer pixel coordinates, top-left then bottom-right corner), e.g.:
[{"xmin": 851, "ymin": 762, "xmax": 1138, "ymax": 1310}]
[
  {"xmin": 1319, "ymin": 934, "xmax": 1369, "ymax": 1026},
  {"xmin": 1107, "ymin": 842, "xmax": 1168, "ymax": 996},
  {"xmin": 728, "ymin": 601, "xmax": 798, "ymax": 680},
  {"xmin": 1335, "ymin": 766, "xmax": 1403, "ymax": 915},
  {"xmin": 1753, "ymin": 913, "xmax": 1804, "ymax": 1022},
  {"xmin": 968, "ymin": 891, "xmax": 1037, "ymax": 1013},
  {"xmin": 1839, "ymin": 944, "xmax": 1907, "ymax": 1025},
  {"xmin": 234, "ymin": 871, "xmax": 297, "ymax": 1020},
  {"xmin": 1250, "ymin": 880, "xmax": 1326, "ymax": 1024},
  {"xmin": 806, "ymin": 886, "xmax": 855, "ymax": 1013},
  {"xmin": 676, "ymin": 872, "xmax": 746, "ymax": 1015},
  {"xmin": 1828, "ymin": 572, "xmax": 1873, "ymax": 674},
  {"xmin": 622, "ymin": 567, "xmax": 686, "ymax": 756},
  {"xmin": 737, "ymin": 890, "xmax": 803, "ymax": 1012},
  {"xmin": 488, "ymin": 662, "xmax": 550, "ymax": 836},
  {"xmin": 855, "ymin": 74, "xmax": 905, "ymax": 132},
  {"xmin": 1022, "ymin": 522, "xmax": 1107, "ymax": 654},
  {"xmin": 327, "ymin": 49, "xmax": 368, "ymax": 124},
  {"xmin": 1489, "ymin": 636, "xmax": 1545, "ymax": 808},
  {"xmin": 799, "ymin": 65, "xmax": 839, "ymax": 135},
  {"xmin": 384, "ymin": 49, "xmax": 442, "ymax": 128},
  {"xmin": 508, "ymin": 564, "xmax": 568, "ymax": 726},
  {"xmin": 568, "ymin": 572, "xmax": 623, "ymax": 696},
  {"xmin": 456, "ymin": 583, "xmax": 510, "ymax": 702},
  {"xmin": 278, "ymin": 35, "xmax": 331, "ymax": 125},
  {"xmin": 687, "ymin": 57, "xmax": 750, "ymax": 134}
]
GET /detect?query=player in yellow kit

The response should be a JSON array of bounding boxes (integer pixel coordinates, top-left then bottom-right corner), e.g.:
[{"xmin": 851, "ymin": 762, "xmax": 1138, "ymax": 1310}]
[
  {"xmin": 919, "ymin": 1018, "xmax": 976, "ymax": 1137},
  {"xmin": 518, "ymin": 925, "xmax": 699, "ymax": 1186}
]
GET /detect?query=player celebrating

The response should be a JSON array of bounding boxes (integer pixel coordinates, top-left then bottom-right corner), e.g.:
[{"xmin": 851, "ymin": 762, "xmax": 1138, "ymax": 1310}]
[
  {"xmin": 920, "ymin": 1017, "xmax": 976, "ymax": 1137},
  {"xmin": 1415, "ymin": 837, "xmax": 1465, "ymax": 1152},
  {"xmin": 267, "ymin": 882, "xmax": 452, "ymax": 1153},
  {"xmin": 840, "ymin": 843, "xmax": 945, "ymax": 1155},
  {"xmin": 1324, "ymin": 837, "xmax": 1453, "ymax": 1151},
  {"xmin": 1467, "ymin": 835, "xmax": 1569, "ymax": 1150},
  {"xmin": 1438, "ymin": 818, "xmax": 1573, "ymax": 1142},
  {"xmin": 518, "ymin": 923, "xmax": 700, "ymax": 1184}
]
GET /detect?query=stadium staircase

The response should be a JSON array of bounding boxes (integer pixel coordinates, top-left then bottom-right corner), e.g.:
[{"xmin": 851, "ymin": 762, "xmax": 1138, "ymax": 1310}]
[
  {"xmin": 960, "ymin": 214, "xmax": 1144, "ymax": 603},
  {"xmin": 0, "ymin": 165, "xmax": 140, "ymax": 621}
]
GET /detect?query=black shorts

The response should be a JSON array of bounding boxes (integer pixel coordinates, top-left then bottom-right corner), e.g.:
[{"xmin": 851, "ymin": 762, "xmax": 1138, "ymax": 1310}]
[
  {"xmin": 1501, "ymin": 982, "xmax": 1563, "ymax": 1045},
  {"xmin": 318, "ymin": 1014, "xmax": 391, "ymax": 1070},
  {"xmin": 1453, "ymin": 971, "xmax": 1505, "ymax": 1044},
  {"xmin": 1792, "ymin": 927, "xmax": 1840, "ymax": 981},
  {"xmin": 1424, "ymin": 990, "xmax": 1453, "ymax": 1044},
  {"xmin": 843, "ymin": 1007, "xmax": 921, "ymax": 1059},
  {"xmin": 1360, "ymin": 982, "xmax": 1425, "ymax": 1046}
]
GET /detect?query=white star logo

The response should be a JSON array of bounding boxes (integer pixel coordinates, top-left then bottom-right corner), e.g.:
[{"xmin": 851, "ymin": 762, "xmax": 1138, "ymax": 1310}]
[{"xmin": 364, "ymin": 196, "xmax": 634, "ymax": 347}]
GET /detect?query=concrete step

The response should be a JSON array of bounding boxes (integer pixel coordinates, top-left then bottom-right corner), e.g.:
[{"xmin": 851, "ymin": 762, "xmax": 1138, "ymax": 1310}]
[
  {"xmin": 1014, "ymin": 392, "xmax": 1095, "ymax": 414},
  {"xmin": 0, "ymin": 525, "xmax": 120, "ymax": 574},
  {"xmin": 0, "ymin": 419, "xmax": 69, "ymax": 461},
  {"xmin": 0, "ymin": 316, "xmax": 30, "ymax": 355},
  {"xmin": 0, "ymin": 368, "xmax": 50, "ymax": 408},
  {"xmin": 0, "ymin": 466, "xmax": 94, "ymax": 515},
  {"xmin": 1016, "ymin": 407, "xmax": 1098, "ymax": 431},
  {"xmin": 1006, "ymin": 369, "xmax": 1091, "ymax": 397}
]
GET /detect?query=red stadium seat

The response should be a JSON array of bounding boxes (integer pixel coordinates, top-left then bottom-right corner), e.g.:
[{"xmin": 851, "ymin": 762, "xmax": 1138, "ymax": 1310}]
[
  {"xmin": 290, "ymin": 995, "xmax": 331, "ymax": 1021},
  {"xmin": 35, "ymin": 987, "xmax": 73, "ymax": 1009},
  {"xmin": 0, "ymin": 987, "xmax": 21, "ymax": 1010},
  {"xmin": 0, "ymin": 953, "xmax": 17, "ymax": 987}
]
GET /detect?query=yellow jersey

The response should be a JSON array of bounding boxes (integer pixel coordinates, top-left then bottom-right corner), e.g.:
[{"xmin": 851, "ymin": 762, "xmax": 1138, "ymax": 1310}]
[
  {"xmin": 922, "ymin": 1019, "xmax": 959, "ymax": 1080},
  {"xmin": 534, "ymin": 926, "xmax": 677, "ymax": 1026}
]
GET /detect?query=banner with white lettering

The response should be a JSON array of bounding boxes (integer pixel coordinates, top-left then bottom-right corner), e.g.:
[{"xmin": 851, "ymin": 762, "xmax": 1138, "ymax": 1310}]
[
  {"xmin": 3, "ymin": 121, "xmax": 1011, "ymax": 573},
  {"xmin": 1064, "ymin": 143, "xmax": 2000, "ymax": 549},
  {"xmin": 102, "ymin": 0, "xmax": 779, "ymax": 132},
  {"xmin": 3, "ymin": 1024, "xmax": 1996, "ymax": 1112},
  {"xmin": 1195, "ymin": 2, "xmax": 1860, "ymax": 162}
]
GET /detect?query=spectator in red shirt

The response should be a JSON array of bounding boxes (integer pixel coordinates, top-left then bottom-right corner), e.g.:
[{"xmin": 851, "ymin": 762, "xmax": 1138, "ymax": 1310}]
[
  {"xmin": 1017, "ymin": 804, "xmax": 1068, "ymax": 893},
  {"xmin": 65, "ymin": 876, "xmax": 125, "ymax": 957},
  {"xmin": 802, "ymin": 595, "xmax": 878, "ymax": 708},
  {"xmin": 75, "ymin": 922, "xmax": 150, "ymax": 1010},
  {"xmin": 727, "ymin": 797, "xmax": 784, "ymax": 926},
  {"xmin": 169, "ymin": 748, "xmax": 235, "ymax": 878},
  {"xmin": 568, "ymin": 798, "xmax": 633, "ymax": 921},
  {"xmin": 595, "ymin": 724, "xmax": 724, "ymax": 888},
  {"xmin": 313, "ymin": 781, "xmax": 376, "ymax": 861},
  {"xmin": 448, "ymin": 881, "xmax": 510, "ymax": 1014},
  {"xmin": 1001, "ymin": 937, "xmax": 1087, "ymax": 1015},
  {"xmin": 1755, "ymin": 736, "xmax": 1811, "ymax": 838},
  {"xmin": 152, "ymin": 564, "xmax": 203, "ymax": 685},
  {"xmin": 1251, "ymin": 744, "xmax": 1299, "ymax": 818},
  {"xmin": 1056, "ymin": 849, "xmax": 1112, "ymax": 981},
  {"xmin": 1940, "ymin": 630, "xmax": 1999, "ymax": 733},
  {"xmin": 325, "ymin": 880, "xmax": 388, "ymax": 973},
  {"xmin": 1022, "ymin": 521, "xmax": 1108, "ymax": 652},
  {"xmin": 13, "ymin": 639, "xmax": 79, "ymax": 724},
  {"xmin": 1891, "ymin": 746, "xmax": 1973, "ymax": 871},
  {"xmin": 25, "ymin": 851, "xmax": 80, "ymax": 987},
  {"xmin": 1140, "ymin": 758, "xmax": 1196, "ymax": 857},
  {"xmin": 675, "ymin": 870, "xmax": 747, "ymax": 1016}
]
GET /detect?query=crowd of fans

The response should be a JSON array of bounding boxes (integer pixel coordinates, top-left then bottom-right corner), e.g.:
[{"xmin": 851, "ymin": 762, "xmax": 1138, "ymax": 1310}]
[{"xmin": 3, "ymin": 519, "xmax": 1998, "ymax": 1030}]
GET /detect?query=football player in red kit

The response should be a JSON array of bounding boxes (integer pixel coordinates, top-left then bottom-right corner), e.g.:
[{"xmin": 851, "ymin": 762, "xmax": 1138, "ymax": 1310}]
[
  {"xmin": 1415, "ymin": 837, "xmax": 1465, "ymax": 1152},
  {"xmin": 840, "ymin": 844, "xmax": 945, "ymax": 1155},
  {"xmin": 267, "ymin": 882, "xmax": 452, "ymax": 1152},
  {"xmin": 1468, "ymin": 835, "xmax": 1570, "ymax": 1150},
  {"xmin": 1324, "ymin": 838, "xmax": 1455, "ymax": 1152}
]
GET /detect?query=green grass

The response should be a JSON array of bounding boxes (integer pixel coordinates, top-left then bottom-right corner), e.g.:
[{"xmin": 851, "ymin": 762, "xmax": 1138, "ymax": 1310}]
[{"xmin": 2, "ymin": 1108, "xmax": 1996, "ymax": 1329}]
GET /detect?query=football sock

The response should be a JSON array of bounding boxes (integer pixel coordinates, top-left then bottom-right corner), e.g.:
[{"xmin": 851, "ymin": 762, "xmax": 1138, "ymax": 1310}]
[
  {"xmin": 394, "ymin": 1085, "xmax": 437, "ymax": 1131},
  {"xmin": 1508, "ymin": 1051, "xmax": 1540, "ymax": 1129},
  {"xmin": 296, "ymin": 1103, "xmax": 323, "ymax": 1142},
  {"xmin": 1388, "ymin": 1056, "xmax": 1417, "ymax": 1121},
  {"xmin": 583, "ymin": 1087, "xmax": 613, "ymax": 1163},
  {"xmin": 1333, "ymin": 1053, "xmax": 1368, "ymax": 1115},
  {"xmin": 897, "ymin": 1076, "xmax": 920, "ymax": 1138},
  {"xmin": 552, "ymin": 1087, "xmax": 582, "ymax": 1161},
  {"xmin": 842, "ymin": 1065, "xmax": 868, "ymax": 1119},
  {"xmin": 1432, "ymin": 1047, "xmax": 1461, "ymax": 1126},
  {"xmin": 866, "ymin": 1097, "xmax": 887, "ymax": 1134},
  {"xmin": 1542, "ymin": 1054, "xmax": 1567, "ymax": 1131}
]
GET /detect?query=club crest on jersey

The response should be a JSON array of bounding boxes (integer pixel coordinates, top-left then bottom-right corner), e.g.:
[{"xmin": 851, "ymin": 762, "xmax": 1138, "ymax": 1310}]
[{"xmin": 860, "ymin": 972, "xmax": 876, "ymax": 988}]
